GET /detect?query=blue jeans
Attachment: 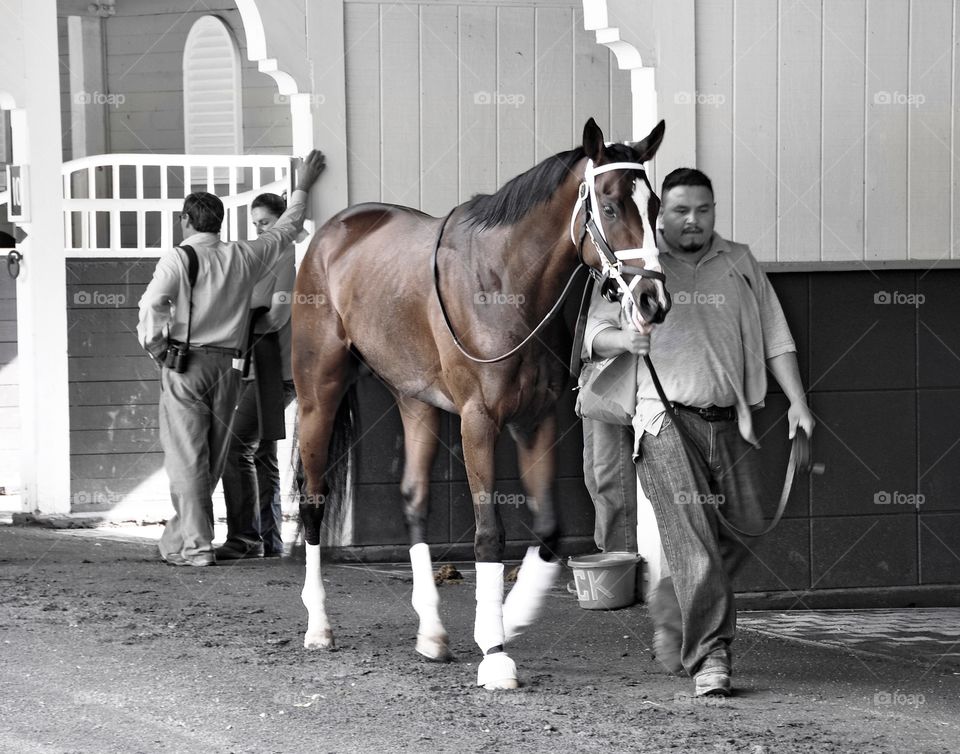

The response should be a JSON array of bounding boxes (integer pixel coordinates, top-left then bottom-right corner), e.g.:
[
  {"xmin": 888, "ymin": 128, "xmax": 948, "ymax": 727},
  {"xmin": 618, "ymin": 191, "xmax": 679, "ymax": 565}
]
[
  {"xmin": 636, "ymin": 410, "xmax": 763, "ymax": 675},
  {"xmin": 582, "ymin": 417, "xmax": 637, "ymax": 552}
]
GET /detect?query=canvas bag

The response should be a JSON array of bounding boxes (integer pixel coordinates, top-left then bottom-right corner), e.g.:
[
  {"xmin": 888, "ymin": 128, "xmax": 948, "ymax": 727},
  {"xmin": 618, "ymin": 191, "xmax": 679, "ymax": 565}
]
[{"xmin": 575, "ymin": 351, "xmax": 638, "ymax": 426}]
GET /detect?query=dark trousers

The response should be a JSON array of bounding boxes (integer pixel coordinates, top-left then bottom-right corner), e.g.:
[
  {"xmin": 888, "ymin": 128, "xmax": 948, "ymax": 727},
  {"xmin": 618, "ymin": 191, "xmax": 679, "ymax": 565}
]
[{"xmin": 221, "ymin": 379, "xmax": 296, "ymax": 554}]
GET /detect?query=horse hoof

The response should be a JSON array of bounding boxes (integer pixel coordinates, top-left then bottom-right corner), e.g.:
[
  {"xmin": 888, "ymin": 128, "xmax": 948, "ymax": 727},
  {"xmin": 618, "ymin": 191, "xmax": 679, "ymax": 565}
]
[
  {"xmin": 416, "ymin": 633, "xmax": 452, "ymax": 662},
  {"xmin": 477, "ymin": 652, "xmax": 519, "ymax": 690},
  {"xmin": 303, "ymin": 630, "xmax": 335, "ymax": 650}
]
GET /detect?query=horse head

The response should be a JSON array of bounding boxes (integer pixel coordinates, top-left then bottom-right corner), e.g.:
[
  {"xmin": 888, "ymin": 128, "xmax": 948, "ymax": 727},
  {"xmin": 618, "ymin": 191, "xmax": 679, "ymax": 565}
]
[{"xmin": 573, "ymin": 117, "xmax": 671, "ymax": 331}]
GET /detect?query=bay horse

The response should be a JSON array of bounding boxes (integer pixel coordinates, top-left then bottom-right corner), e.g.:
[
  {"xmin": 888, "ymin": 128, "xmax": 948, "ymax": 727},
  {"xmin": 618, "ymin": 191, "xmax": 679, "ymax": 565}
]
[{"xmin": 292, "ymin": 118, "xmax": 668, "ymax": 689}]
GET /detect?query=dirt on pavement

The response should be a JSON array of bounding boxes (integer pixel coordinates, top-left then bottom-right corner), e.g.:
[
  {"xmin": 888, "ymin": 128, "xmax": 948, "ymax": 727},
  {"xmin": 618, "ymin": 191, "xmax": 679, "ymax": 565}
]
[{"xmin": 2, "ymin": 526, "xmax": 958, "ymax": 753}]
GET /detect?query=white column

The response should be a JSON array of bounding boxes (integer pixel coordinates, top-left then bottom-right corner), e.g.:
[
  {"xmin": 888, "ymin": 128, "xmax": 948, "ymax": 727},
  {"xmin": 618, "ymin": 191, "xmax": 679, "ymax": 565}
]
[{"xmin": 12, "ymin": 0, "xmax": 70, "ymax": 514}]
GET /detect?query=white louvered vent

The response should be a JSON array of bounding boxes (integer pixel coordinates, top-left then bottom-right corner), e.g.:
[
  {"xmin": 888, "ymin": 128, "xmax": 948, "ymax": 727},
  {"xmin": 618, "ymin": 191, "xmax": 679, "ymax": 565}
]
[{"xmin": 183, "ymin": 16, "xmax": 243, "ymax": 185}]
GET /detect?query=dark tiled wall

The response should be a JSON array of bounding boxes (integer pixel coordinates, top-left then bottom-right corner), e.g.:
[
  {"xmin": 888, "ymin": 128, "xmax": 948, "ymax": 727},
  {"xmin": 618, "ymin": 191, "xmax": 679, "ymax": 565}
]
[
  {"xmin": 734, "ymin": 269, "xmax": 960, "ymax": 593},
  {"xmin": 350, "ymin": 269, "xmax": 960, "ymax": 596}
]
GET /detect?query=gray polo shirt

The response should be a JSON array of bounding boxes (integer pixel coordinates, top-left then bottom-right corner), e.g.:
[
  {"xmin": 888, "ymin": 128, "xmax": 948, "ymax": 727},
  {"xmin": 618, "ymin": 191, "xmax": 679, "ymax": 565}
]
[{"xmin": 583, "ymin": 232, "xmax": 796, "ymax": 444}]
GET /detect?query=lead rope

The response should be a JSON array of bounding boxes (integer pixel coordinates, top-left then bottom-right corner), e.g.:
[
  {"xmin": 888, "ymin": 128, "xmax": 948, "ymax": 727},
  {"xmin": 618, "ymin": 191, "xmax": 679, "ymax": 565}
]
[{"xmin": 643, "ymin": 353, "xmax": 819, "ymax": 537}]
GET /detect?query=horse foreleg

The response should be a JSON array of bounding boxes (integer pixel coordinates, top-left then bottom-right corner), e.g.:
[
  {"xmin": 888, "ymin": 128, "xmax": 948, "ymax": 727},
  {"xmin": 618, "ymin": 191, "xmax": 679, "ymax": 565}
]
[
  {"xmin": 461, "ymin": 407, "xmax": 517, "ymax": 690},
  {"xmin": 397, "ymin": 398, "xmax": 450, "ymax": 661},
  {"xmin": 503, "ymin": 414, "xmax": 561, "ymax": 644}
]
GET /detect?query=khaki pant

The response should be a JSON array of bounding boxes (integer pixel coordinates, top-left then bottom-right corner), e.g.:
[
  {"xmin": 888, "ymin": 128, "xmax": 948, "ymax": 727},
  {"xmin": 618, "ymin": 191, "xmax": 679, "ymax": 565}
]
[
  {"xmin": 157, "ymin": 352, "xmax": 240, "ymax": 563},
  {"xmin": 582, "ymin": 417, "xmax": 638, "ymax": 552}
]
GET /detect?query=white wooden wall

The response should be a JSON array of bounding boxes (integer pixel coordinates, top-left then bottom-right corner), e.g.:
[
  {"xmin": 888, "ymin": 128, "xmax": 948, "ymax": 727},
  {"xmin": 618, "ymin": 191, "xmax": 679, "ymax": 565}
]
[
  {"xmin": 343, "ymin": 0, "xmax": 632, "ymax": 215},
  {"xmin": 694, "ymin": 0, "xmax": 958, "ymax": 263},
  {"xmin": 57, "ymin": 1, "xmax": 292, "ymax": 160}
]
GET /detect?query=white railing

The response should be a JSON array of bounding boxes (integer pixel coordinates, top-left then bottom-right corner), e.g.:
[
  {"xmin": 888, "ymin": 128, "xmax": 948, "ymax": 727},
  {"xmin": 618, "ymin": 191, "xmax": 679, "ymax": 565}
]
[{"xmin": 62, "ymin": 153, "xmax": 292, "ymax": 257}]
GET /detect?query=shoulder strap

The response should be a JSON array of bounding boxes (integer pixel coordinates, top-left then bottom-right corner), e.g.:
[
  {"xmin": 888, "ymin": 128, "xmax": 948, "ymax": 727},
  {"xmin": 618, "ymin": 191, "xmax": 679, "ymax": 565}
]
[
  {"xmin": 178, "ymin": 245, "xmax": 199, "ymax": 346},
  {"xmin": 180, "ymin": 244, "xmax": 199, "ymax": 288}
]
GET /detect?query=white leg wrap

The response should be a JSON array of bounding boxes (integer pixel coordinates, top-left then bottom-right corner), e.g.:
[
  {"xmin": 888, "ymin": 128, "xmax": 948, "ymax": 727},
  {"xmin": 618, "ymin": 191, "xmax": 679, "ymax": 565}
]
[
  {"xmin": 474, "ymin": 562, "xmax": 518, "ymax": 689},
  {"xmin": 473, "ymin": 562, "xmax": 505, "ymax": 652},
  {"xmin": 301, "ymin": 544, "xmax": 334, "ymax": 649},
  {"xmin": 502, "ymin": 546, "xmax": 560, "ymax": 643},
  {"xmin": 410, "ymin": 543, "xmax": 450, "ymax": 661}
]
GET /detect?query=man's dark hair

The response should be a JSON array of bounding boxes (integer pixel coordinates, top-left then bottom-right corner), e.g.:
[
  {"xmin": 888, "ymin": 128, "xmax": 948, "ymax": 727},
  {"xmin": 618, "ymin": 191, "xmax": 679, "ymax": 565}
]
[
  {"xmin": 661, "ymin": 168, "xmax": 714, "ymax": 200},
  {"xmin": 182, "ymin": 192, "xmax": 225, "ymax": 233},
  {"xmin": 251, "ymin": 192, "xmax": 286, "ymax": 218}
]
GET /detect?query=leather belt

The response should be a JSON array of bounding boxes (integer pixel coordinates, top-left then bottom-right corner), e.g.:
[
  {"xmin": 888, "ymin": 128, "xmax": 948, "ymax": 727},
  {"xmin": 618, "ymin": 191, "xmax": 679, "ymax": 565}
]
[
  {"xmin": 168, "ymin": 338, "xmax": 240, "ymax": 358},
  {"xmin": 673, "ymin": 402, "xmax": 736, "ymax": 422},
  {"xmin": 643, "ymin": 353, "xmax": 824, "ymax": 538}
]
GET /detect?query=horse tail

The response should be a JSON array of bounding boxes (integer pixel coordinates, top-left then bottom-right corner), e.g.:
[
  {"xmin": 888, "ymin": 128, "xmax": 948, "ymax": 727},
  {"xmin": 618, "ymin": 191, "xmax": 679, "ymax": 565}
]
[{"xmin": 290, "ymin": 383, "xmax": 360, "ymax": 545}]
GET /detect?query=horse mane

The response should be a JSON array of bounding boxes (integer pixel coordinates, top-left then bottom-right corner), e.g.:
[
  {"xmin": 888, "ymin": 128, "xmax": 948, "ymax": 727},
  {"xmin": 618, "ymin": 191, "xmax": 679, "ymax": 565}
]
[{"xmin": 461, "ymin": 142, "xmax": 639, "ymax": 230}]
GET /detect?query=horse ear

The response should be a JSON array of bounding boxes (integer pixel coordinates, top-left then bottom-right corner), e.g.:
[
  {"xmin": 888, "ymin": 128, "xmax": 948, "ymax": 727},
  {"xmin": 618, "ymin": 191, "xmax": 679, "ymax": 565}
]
[
  {"xmin": 582, "ymin": 117, "xmax": 604, "ymax": 161},
  {"xmin": 628, "ymin": 119, "xmax": 666, "ymax": 164}
]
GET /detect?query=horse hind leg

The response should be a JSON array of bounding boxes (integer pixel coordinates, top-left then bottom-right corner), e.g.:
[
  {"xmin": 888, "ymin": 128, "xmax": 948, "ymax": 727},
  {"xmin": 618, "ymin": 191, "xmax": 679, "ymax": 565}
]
[
  {"xmin": 502, "ymin": 414, "xmax": 561, "ymax": 644},
  {"xmin": 397, "ymin": 397, "xmax": 451, "ymax": 662},
  {"xmin": 296, "ymin": 341, "xmax": 354, "ymax": 651}
]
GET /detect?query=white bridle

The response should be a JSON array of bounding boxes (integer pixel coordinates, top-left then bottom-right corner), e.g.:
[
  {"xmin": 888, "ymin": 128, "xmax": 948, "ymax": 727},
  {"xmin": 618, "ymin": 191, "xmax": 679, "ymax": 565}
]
[{"xmin": 568, "ymin": 158, "xmax": 662, "ymax": 307}]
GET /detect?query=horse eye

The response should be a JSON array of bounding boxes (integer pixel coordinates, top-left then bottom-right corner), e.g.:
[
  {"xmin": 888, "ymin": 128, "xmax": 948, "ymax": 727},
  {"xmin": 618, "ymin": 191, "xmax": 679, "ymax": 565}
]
[{"xmin": 602, "ymin": 204, "xmax": 616, "ymax": 218}]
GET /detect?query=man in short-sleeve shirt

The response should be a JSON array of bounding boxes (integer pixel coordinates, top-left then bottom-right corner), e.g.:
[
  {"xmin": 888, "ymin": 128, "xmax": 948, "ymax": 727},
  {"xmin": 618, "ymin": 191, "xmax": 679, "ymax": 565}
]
[{"xmin": 586, "ymin": 168, "xmax": 814, "ymax": 696}]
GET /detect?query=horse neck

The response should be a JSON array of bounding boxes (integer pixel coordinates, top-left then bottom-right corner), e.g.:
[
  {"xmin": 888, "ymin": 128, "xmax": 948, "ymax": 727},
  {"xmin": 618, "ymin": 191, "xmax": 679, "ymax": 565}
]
[{"xmin": 467, "ymin": 181, "xmax": 581, "ymax": 317}]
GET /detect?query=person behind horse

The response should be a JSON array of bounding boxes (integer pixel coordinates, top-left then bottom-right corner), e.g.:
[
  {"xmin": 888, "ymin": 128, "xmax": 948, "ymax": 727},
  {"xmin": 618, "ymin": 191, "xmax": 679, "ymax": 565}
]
[
  {"xmin": 585, "ymin": 167, "xmax": 815, "ymax": 696},
  {"xmin": 580, "ymin": 281, "xmax": 639, "ymax": 555},
  {"xmin": 217, "ymin": 193, "xmax": 299, "ymax": 560},
  {"xmin": 137, "ymin": 152, "xmax": 326, "ymax": 567}
]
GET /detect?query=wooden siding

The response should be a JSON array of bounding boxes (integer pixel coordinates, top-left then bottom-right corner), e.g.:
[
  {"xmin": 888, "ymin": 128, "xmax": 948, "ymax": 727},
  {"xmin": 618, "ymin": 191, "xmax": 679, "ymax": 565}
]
[
  {"xmin": 66, "ymin": 260, "xmax": 167, "ymax": 510},
  {"xmin": 694, "ymin": 0, "xmax": 959, "ymax": 263},
  {"xmin": 343, "ymin": 0, "xmax": 633, "ymax": 214},
  {"xmin": 58, "ymin": 1, "xmax": 292, "ymax": 161}
]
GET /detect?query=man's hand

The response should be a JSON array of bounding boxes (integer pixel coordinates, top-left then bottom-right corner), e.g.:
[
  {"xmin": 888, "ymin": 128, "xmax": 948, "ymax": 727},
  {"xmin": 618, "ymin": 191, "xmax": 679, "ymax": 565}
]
[
  {"xmin": 296, "ymin": 150, "xmax": 327, "ymax": 192},
  {"xmin": 787, "ymin": 400, "xmax": 815, "ymax": 440},
  {"xmin": 617, "ymin": 329, "xmax": 649, "ymax": 355}
]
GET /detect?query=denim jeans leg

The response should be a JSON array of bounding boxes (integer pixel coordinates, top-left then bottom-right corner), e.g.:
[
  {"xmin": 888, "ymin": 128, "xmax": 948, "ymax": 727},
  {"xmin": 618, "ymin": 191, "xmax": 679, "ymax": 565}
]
[
  {"xmin": 220, "ymin": 380, "xmax": 262, "ymax": 550},
  {"xmin": 712, "ymin": 422, "xmax": 765, "ymax": 580},
  {"xmin": 255, "ymin": 439, "xmax": 284, "ymax": 552},
  {"xmin": 637, "ymin": 411, "xmax": 734, "ymax": 675},
  {"xmin": 584, "ymin": 418, "xmax": 638, "ymax": 552}
]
